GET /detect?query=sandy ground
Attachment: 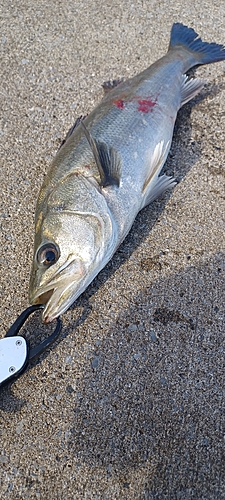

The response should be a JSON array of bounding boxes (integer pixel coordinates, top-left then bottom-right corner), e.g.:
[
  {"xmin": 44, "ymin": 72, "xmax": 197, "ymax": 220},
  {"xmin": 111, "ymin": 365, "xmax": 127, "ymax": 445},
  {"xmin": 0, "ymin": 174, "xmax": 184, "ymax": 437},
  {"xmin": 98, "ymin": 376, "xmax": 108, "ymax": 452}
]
[{"xmin": 0, "ymin": 1, "xmax": 224, "ymax": 498}]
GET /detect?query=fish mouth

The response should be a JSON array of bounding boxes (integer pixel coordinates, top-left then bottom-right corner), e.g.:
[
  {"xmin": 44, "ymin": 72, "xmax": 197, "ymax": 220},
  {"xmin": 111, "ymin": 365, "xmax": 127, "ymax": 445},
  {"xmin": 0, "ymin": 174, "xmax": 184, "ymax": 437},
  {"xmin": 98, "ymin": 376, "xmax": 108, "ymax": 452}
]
[
  {"xmin": 30, "ymin": 259, "xmax": 86, "ymax": 323},
  {"xmin": 31, "ymin": 279, "xmax": 82, "ymax": 323},
  {"xmin": 34, "ymin": 289, "xmax": 54, "ymax": 306}
]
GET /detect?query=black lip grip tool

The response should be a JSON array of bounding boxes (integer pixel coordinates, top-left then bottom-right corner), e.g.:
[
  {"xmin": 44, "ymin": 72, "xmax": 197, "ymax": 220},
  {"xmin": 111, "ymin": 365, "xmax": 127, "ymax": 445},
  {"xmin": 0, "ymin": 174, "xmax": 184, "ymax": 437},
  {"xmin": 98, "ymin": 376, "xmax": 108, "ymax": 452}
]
[{"xmin": 0, "ymin": 305, "xmax": 62, "ymax": 387}]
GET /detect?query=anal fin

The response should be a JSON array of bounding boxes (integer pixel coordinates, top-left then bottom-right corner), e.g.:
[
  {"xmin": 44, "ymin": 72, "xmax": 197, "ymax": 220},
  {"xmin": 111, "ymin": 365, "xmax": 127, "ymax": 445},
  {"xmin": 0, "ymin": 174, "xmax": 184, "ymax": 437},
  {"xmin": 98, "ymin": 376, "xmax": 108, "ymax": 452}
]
[{"xmin": 180, "ymin": 75, "xmax": 204, "ymax": 107}]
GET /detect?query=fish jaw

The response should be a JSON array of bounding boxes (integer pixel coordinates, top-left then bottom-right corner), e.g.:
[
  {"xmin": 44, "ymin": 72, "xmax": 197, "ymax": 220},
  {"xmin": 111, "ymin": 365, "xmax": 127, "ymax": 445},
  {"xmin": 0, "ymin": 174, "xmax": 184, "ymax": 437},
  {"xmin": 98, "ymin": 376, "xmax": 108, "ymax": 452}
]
[
  {"xmin": 29, "ymin": 216, "xmax": 118, "ymax": 323},
  {"xmin": 29, "ymin": 258, "xmax": 87, "ymax": 322},
  {"xmin": 30, "ymin": 248, "xmax": 114, "ymax": 323},
  {"xmin": 38, "ymin": 284, "xmax": 81, "ymax": 324}
]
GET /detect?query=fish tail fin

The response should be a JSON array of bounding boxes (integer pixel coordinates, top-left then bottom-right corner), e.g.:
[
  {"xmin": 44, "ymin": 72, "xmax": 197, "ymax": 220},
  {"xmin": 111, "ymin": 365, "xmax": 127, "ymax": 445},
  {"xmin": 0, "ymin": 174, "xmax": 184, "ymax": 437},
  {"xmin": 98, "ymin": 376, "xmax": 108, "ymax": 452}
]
[{"xmin": 169, "ymin": 23, "xmax": 225, "ymax": 67}]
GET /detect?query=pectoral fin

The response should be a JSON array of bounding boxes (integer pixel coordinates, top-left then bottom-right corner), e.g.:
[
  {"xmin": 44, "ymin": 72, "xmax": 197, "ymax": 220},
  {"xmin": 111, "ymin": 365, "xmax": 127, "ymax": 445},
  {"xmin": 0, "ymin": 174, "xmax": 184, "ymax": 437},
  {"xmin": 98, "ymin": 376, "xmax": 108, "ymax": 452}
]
[{"xmin": 80, "ymin": 121, "xmax": 121, "ymax": 188}]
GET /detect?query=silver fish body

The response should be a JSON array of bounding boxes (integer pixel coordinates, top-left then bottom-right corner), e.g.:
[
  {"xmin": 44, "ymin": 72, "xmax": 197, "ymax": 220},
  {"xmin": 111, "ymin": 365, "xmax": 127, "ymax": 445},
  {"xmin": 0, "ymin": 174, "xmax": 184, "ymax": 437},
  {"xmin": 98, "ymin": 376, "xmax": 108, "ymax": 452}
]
[{"xmin": 29, "ymin": 23, "xmax": 225, "ymax": 322}]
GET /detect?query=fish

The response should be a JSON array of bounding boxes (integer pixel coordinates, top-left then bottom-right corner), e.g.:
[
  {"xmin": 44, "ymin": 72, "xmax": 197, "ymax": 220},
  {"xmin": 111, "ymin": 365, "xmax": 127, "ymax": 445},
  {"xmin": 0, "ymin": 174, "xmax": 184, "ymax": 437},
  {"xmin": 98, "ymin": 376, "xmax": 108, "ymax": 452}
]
[{"xmin": 29, "ymin": 23, "xmax": 225, "ymax": 323}]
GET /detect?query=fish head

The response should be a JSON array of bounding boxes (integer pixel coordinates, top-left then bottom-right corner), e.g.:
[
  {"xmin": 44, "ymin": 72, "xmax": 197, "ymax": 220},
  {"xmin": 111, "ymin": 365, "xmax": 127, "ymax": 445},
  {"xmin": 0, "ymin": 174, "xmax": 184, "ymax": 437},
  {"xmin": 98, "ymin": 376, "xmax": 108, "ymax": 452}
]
[{"xmin": 29, "ymin": 209, "xmax": 107, "ymax": 323}]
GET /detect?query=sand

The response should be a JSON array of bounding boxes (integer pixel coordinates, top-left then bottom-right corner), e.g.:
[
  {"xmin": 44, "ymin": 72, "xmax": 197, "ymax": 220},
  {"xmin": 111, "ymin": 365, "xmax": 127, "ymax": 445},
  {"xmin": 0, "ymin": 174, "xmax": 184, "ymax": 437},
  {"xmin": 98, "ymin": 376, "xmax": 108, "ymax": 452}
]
[{"xmin": 0, "ymin": 1, "xmax": 224, "ymax": 498}]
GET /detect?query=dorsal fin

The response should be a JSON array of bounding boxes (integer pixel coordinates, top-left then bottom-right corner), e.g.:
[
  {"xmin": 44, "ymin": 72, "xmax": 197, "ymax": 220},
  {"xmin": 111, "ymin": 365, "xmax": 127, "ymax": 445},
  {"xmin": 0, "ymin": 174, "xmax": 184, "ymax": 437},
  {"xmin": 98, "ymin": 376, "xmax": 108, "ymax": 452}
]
[
  {"xmin": 102, "ymin": 78, "xmax": 125, "ymax": 94},
  {"xmin": 59, "ymin": 115, "xmax": 87, "ymax": 150},
  {"xmin": 80, "ymin": 121, "xmax": 121, "ymax": 188}
]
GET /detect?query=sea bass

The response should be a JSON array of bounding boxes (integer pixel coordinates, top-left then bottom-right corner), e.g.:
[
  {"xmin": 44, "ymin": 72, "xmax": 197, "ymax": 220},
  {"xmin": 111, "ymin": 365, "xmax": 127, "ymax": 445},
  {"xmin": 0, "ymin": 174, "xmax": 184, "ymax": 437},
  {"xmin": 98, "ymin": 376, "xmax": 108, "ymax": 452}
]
[{"xmin": 29, "ymin": 23, "xmax": 225, "ymax": 322}]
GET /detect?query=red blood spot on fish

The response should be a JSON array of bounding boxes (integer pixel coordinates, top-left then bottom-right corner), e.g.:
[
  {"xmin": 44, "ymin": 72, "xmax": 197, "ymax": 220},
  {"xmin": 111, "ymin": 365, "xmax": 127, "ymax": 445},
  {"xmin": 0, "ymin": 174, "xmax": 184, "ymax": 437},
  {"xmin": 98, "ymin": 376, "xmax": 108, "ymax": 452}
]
[
  {"xmin": 114, "ymin": 99, "xmax": 125, "ymax": 109},
  {"xmin": 137, "ymin": 98, "xmax": 156, "ymax": 113},
  {"xmin": 84, "ymin": 164, "xmax": 91, "ymax": 169}
]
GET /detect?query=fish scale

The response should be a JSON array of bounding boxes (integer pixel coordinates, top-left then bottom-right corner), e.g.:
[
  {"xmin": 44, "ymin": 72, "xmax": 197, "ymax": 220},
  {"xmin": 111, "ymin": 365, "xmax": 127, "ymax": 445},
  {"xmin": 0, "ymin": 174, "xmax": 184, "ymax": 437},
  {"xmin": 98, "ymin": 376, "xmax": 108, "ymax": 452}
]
[{"xmin": 29, "ymin": 23, "xmax": 225, "ymax": 322}]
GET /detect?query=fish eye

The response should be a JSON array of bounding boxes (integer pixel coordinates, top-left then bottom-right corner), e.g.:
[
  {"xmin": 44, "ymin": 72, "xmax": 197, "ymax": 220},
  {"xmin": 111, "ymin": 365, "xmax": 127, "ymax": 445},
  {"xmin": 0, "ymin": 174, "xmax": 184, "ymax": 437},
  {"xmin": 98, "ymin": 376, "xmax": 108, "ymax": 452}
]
[{"xmin": 37, "ymin": 243, "xmax": 60, "ymax": 266}]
